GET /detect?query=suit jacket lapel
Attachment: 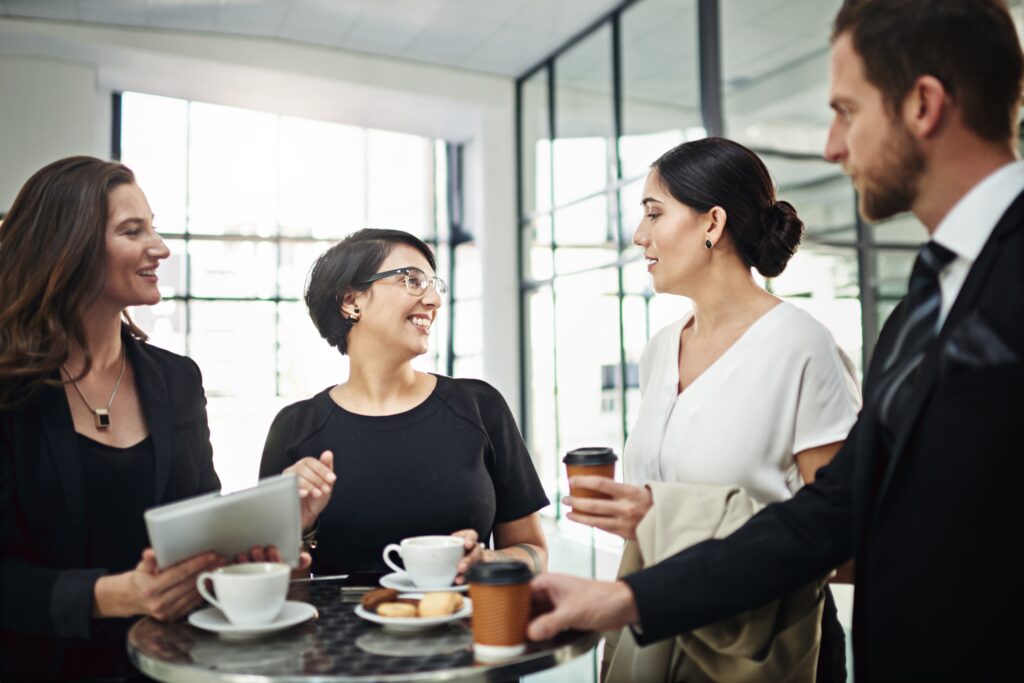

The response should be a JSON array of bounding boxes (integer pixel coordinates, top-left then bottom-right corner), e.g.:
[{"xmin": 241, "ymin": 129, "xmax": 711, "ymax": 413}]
[
  {"xmin": 40, "ymin": 379, "xmax": 87, "ymax": 549},
  {"xmin": 126, "ymin": 335, "xmax": 173, "ymax": 503},
  {"xmin": 873, "ymin": 189, "xmax": 1024, "ymax": 515}
]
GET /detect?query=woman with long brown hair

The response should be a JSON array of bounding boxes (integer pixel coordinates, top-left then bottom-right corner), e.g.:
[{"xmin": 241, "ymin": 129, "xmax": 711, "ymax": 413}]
[{"xmin": 0, "ymin": 157, "xmax": 225, "ymax": 681}]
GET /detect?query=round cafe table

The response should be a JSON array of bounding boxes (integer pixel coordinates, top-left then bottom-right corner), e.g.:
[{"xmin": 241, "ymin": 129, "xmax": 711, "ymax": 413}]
[{"xmin": 127, "ymin": 577, "xmax": 599, "ymax": 682}]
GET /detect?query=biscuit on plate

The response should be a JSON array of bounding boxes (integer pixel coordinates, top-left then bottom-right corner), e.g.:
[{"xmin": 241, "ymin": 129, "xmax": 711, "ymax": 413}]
[
  {"xmin": 377, "ymin": 602, "xmax": 418, "ymax": 618},
  {"xmin": 360, "ymin": 588, "xmax": 399, "ymax": 611},
  {"xmin": 418, "ymin": 592, "xmax": 462, "ymax": 617}
]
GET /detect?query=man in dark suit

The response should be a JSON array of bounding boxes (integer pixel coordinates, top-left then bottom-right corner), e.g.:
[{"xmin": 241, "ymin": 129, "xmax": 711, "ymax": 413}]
[{"xmin": 527, "ymin": 1, "xmax": 1024, "ymax": 679}]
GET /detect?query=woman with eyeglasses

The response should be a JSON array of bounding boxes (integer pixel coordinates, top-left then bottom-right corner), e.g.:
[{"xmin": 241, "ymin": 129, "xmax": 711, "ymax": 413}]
[{"xmin": 259, "ymin": 229, "xmax": 548, "ymax": 582}]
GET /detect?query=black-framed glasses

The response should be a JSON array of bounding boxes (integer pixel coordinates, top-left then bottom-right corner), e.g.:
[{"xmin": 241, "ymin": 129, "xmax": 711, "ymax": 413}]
[{"xmin": 358, "ymin": 267, "xmax": 448, "ymax": 296}]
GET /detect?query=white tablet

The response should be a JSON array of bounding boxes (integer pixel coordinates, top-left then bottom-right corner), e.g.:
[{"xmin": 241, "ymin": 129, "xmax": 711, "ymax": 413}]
[{"xmin": 145, "ymin": 473, "xmax": 302, "ymax": 569}]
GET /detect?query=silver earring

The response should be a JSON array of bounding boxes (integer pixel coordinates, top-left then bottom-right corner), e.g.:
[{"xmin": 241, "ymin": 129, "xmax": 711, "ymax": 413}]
[{"xmin": 705, "ymin": 239, "xmax": 713, "ymax": 250}]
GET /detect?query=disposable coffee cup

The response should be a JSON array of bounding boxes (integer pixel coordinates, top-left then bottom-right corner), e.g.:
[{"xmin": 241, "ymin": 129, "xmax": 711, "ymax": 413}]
[
  {"xmin": 563, "ymin": 447, "xmax": 618, "ymax": 499},
  {"xmin": 196, "ymin": 562, "xmax": 290, "ymax": 626},
  {"xmin": 467, "ymin": 561, "xmax": 533, "ymax": 662}
]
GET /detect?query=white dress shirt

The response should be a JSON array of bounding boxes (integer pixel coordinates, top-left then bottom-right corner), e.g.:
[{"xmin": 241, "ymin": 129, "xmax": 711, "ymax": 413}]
[{"xmin": 932, "ymin": 160, "xmax": 1024, "ymax": 326}]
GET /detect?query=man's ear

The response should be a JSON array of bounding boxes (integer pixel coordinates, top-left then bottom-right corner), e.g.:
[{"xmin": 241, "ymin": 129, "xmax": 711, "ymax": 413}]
[{"xmin": 903, "ymin": 75, "xmax": 948, "ymax": 140}]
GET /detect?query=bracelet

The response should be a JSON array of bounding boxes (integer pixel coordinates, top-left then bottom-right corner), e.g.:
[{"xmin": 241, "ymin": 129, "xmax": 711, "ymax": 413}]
[{"xmin": 302, "ymin": 521, "xmax": 319, "ymax": 549}]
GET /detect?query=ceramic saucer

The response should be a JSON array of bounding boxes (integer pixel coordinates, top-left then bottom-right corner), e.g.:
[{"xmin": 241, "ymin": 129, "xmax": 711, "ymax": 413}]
[
  {"xmin": 379, "ymin": 571, "xmax": 469, "ymax": 593},
  {"xmin": 355, "ymin": 596, "xmax": 472, "ymax": 633},
  {"xmin": 188, "ymin": 600, "xmax": 317, "ymax": 639}
]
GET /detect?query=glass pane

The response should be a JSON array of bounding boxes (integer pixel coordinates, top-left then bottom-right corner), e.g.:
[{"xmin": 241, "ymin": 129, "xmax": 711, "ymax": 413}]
[
  {"xmin": 622, "ymin": 294, "xmax": 647, "ymax": 440},
  {"xmin": 522, "ymin": 217, "xmax": 554, "ymax": 282},
  {"xmin": 870, "ymin": 212, "xmax": 926, "ymax": 245},
  {"xmin": 452, "ymin": 299, "xmax": 482, "ymax": 357},
  {"xmin": 521, "ymin": 68, "xmax": 552, "ymax": 216},
  {"xmin": 434, "ymin": 140, "xmax": 450, "ymax": 244},
  {"xmin": 554, "ymin": 24, "xmax": 615, "ymax": 206},
  {"xmin": 188, "ymin": 102, "xmax": 278, "ymax": 236},
  {"xmin": 188, "ymin": 240, "xmax": 277, "ymax": 299},
  {"xmin": 774, "ymin": 244, "xmax": 863, "ymax": 375},
  {"xmin": 366, "ymin": 129, "xmax": 434, "ymax": 238},
  {"xmin": 279, "ymin": 117, "xmax": 366, "ymax": 239},
  {"xmin": 279, "ymin": 241, "xmax": 335, "ymax": 300},
  {"xmin": 620, "ymin": 0, "xmax": 702, "ymax": 179},
  {"xmin": 553, "ymin": 194, "xmax": 613, "ymax": 246},
  {"xmin": 875, "ymin": 248, "xmax": 917, "ymax": 301},
  {"xmin": 525, "ymin": 286, "xmax": 558, "ymax": 503},
  {"xmin": 553, "ymin": 246, "xmax": 618, "ymax": 276},
  {"xmin": 622, "ymin": 257, "xmax": 650, "ymax": 296},
  {"xmin": 453, "ymin": 243, "xmax": 481, "ymax": 300},
  {"xmin": 189, "ymin": 301, "xmax": 276, "ymax": 398},
  {"xmin": 770, "ymin": 157, "xmax": 856, "ymax": 242},
  {"xmin": 277, "ymin": 302, "xmax": 349, "ymax": 399},
  {"xmin": 618, "ymin": 177, "xmax": 645, "ymax": 246},
  {"xmin": 452, "ymin": 354, "xmax": 484, "ymax": 380},
  {"xmin": 127, "ymin": 299, "xmax": 186, "ymax": 356},
  {"xmin": 721, "ymin": 0, "xmax": 839, "ymax": 156},
  {"xmin": 156, "ymin": 238, "xmax": 187, "ymax": 299},
  {"xmin": 553, "ymin": 269, "xmax": 624, "ymax": 489},
  {"xmin": 120, "ymin": 92, "xmax": 188, "ymax": 233}
]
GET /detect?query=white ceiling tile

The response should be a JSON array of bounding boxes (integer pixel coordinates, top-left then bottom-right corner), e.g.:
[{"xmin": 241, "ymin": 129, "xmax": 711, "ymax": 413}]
[
  {"xmin": 463, "ymin": 26, "xmax": 565, "ymax": 76},
  {"xmin": 505, "ymin": 0, "xmax": 619, "ymax": 35},
  {"xmin": 440, "ymin": 0, "xmax": 533, "ymax": 23},
  {"xmin": 281, "ymin": 0, "xmax": 360, "ymax": 34},
  {"xmin": 215, "ymin": 0, "xmax": 289, "ymax": 35},
  {"xmin": 6, "ymin": 0, "xmax": 77, "ymax": 20},
  {"xmin": 277, "ymin": 21, "xmax": 348, "ymax": 48},
  {"xmin": 77, "ymin": 0, "xmax": 147, "ymax": 26},
  {"xmin": 399, "ymin": 15, "xmax": 495, "ymax": 63},
  {"xmin": 146, "ymin": 0, "xmax": 218, "ymax": 32}
]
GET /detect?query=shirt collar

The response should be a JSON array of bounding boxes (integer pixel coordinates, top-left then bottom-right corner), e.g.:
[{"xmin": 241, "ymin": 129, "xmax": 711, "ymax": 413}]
[{"xmin": 932, "ymin": 160, "xmax": 1024, "ymax": 263}]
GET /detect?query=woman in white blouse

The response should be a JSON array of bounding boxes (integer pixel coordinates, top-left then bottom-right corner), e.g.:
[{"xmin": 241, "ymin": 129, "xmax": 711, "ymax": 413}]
[{"xmin": 566, "ymin": 137, "xmax": 861, "ymax": 683}]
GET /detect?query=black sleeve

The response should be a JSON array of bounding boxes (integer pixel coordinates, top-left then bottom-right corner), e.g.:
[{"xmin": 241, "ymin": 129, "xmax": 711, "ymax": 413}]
[
  {"xmin": 0, "ymin": 414, "xmax": 105, "ymax": 639},
  {"xmin": 189, "ymin": 357, "xmax": 220, "ymax": 494},
  {"xmin": 623, "ymin": 418, "xmax": 859, "ymax": 645},
  {"xmin": 476, "ymin": 384, "xmax": 549, "ymax": 524},
  {"xmin": 259, "ymin": 408, "xmax": 299, "ymax": 479}
]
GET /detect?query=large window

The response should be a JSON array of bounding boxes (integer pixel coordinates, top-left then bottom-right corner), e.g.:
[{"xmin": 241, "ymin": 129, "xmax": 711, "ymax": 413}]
[
  {"xmin": 119, "ymin": 92, "xmax": 471, "ymax": 491},
  {"xmin": 516, "ymin": 0, "xmax": 926, "ymax": 524}
]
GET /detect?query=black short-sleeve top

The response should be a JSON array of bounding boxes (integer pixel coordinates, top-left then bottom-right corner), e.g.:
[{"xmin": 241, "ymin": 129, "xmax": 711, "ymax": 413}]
[{"xmin": 259, "ymin": 375, "xmax": 549, "ymax": 574}]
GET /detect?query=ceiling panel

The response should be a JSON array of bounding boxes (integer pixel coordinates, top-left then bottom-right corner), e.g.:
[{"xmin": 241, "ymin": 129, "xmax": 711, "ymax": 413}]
[{"xmin": 78, "ymin": 0, "xmax": 147, "ymax": 26}]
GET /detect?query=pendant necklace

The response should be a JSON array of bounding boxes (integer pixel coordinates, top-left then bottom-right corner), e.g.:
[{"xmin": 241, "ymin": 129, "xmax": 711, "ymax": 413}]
[{"xmin": 63, "ymin": 349, "xmax": 127, "ymax": 429}]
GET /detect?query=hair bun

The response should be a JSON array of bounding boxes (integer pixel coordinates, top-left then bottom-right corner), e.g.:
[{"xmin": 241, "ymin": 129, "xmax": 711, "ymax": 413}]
[{"xmin": 755, "ymin": 200, "xmax": 804, "ymax": 278}]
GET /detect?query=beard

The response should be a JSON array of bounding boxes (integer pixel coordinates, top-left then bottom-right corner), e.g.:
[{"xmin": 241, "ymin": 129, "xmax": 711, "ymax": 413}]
[{"xmin": 857, "ymin": 121, "xmax": 925, "ymax": 222}]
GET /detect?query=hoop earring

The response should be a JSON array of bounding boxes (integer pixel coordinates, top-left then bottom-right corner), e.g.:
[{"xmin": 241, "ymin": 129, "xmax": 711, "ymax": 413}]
[{"xmin": 705, "ymin": 239, "xmax": 713, "ymax": 250}]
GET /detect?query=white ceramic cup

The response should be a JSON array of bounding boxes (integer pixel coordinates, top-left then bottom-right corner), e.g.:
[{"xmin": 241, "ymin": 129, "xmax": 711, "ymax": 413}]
[
  {"xmin": 196, "ymin": 562, "xmax": 290, "ymax": 626},
  {"xmin": 382, "ymin": 535, "xmax": 465, "ymax": 588}
]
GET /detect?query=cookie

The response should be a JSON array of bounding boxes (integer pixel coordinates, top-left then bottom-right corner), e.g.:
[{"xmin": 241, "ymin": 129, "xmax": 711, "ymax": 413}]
[
  {"xmin": 418, "ymin": 591, "xmax": 462, "ymax": 617},
  {"xmin": 377, "ymin": 602, "xmax": 418, "ymax": 618},
  {"xmin": 360, "ymin": 588, "xmax": 399, "ymax": 611}
]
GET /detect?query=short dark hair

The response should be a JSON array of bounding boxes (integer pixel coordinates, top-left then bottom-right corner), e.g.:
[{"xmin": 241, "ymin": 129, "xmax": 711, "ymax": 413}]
[
  {"xmin": 652, "ymin": 137, "xmax": 803, "ymax": 278},
  {"xmin": 832, "ymin": 0, "xmax": 1024, "ymax": 144},
  {"xmin": 305, "ymin": 228, "xmax": 437, "ymax": 355}
]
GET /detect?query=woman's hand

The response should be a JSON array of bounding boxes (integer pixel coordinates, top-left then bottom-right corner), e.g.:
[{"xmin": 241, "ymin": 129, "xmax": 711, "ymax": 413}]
[
  {"xmin": 451, "ymin": 529, "xmax": 488, "ymax": 584},
  {"xmin": 563, "ymin": 476, "xmax": 653, "ymax": 541},
  {"xmin": 284, "ymin": 450, "xmax": 335, "ymax": 530},
  {"xmin": 94, "ymin": 548, "xmax": 225, "ymax": 621}
]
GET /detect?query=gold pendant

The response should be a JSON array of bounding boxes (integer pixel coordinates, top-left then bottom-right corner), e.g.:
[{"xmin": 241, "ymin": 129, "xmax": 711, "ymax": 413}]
[{"xmin": 94, "ymin": 408, "xmax": 111, "ymax": 429}]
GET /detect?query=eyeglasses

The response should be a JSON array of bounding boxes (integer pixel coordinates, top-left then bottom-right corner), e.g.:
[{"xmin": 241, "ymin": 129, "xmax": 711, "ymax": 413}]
[{"xmin": 358, "ymin": 267, "xmax": 448, "ymax": 296}]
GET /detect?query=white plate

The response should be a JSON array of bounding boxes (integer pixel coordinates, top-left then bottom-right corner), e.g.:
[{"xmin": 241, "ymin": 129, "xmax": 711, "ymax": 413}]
[
  {"xmin": 355, "ymin": 597, "xmax": 472, "ymax": 633},
  {"xmin": 188, "ymin": 600, "xmax": 317, "ymax": 639},
  {"xmin": 380, "ymin": 571, "xmax": 469, "ymax": 593}
]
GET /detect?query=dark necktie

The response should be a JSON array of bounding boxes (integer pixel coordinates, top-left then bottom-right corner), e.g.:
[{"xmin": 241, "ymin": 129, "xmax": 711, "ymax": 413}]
[{"xmin": 876, "ymin": 240, "xmax": 957, "ymax": 446}]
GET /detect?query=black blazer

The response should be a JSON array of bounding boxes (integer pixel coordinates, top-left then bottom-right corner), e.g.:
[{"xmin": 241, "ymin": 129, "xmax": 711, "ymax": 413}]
[
  {"xmin": 624, "ymin": 189, "xmax": 1024, "ymax": 681},
  {"xmin": 0, "ymin": 333, "xmax": 220, "ymax": 679}
]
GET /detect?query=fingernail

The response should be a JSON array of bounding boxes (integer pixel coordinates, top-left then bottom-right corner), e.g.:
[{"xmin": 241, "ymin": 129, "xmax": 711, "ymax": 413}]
[
  {"xmin": 327, "ymin": 473, "xmax": 336, "ymax": 482},
  {"xmin": 321, "ymin": 485, "xmax": 331, "ymax": 494}
]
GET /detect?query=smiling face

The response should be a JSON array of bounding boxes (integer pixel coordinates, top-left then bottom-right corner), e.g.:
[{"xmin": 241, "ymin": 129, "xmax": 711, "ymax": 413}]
[
  {"xmin": 351, "ymin": 243, "xmax": 442, "ymax": 359},
  {"xmin": 825, "ymin": 32, "xmax": 924, "ymax": 221},
  {"xmin": 632, "ymin": 168, "xmax": 711, "ymax": 295},
  {"xmin": 99, "ymin": 183, "xmax": 170, "ymax": 311}
]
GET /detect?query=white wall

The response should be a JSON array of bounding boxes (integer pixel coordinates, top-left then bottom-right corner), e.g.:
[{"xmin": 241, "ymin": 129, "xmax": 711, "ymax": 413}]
[{"xmin": 0, "ymin": 17, "xmax": 522, "ymax": 418}]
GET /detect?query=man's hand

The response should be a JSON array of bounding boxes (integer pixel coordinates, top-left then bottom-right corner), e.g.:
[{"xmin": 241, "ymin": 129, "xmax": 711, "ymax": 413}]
[
  {"xmin": 563, "ymin": 476, "xmax": 653, "ymax": 540},
  {"xmin": 284, "ymin": 450, "xmax": 335, "ymax": 530},
  {"xmin": 527, "ymin": 573, "xmax": 640, "ymax": 641}
]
